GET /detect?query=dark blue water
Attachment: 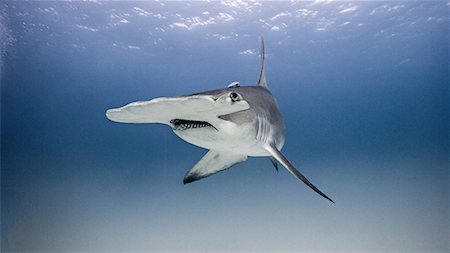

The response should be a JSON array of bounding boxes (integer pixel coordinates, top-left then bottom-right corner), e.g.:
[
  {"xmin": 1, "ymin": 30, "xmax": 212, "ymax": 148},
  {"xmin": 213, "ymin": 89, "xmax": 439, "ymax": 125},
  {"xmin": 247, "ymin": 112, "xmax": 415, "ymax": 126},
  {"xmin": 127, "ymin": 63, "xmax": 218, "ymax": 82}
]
[{"xmin": 1, "ymin": 1, "xmax": 448, "ymax": 252}]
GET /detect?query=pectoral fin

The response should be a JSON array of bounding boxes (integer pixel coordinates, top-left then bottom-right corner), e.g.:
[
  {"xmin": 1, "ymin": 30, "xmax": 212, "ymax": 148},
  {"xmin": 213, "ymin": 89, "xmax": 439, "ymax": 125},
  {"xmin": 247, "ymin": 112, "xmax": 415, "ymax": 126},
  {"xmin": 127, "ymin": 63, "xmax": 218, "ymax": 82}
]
[
  {"xmin": 184, "ymin": 150, "xmax": 247, "ymax": 184},
  {"xmin": 265, "ymin": 144, "xmax": 334, "ymax": 203}
]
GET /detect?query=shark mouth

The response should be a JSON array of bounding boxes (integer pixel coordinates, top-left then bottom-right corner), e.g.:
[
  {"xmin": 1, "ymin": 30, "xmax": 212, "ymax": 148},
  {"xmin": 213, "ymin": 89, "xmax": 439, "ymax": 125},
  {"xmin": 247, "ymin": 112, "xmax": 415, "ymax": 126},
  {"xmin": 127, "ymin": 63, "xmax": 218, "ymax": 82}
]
[{"xmin": 170, "ymin": 119, "xmax": 217, "ymax": 131}]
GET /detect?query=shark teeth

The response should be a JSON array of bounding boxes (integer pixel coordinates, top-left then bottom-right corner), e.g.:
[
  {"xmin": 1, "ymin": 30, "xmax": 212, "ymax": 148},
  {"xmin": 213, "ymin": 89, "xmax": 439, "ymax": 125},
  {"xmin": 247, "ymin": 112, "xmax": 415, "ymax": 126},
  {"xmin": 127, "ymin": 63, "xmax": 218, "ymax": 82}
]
[{"xmin": 170, "ymin": 119, "xmax": 216, "ymax": 131}]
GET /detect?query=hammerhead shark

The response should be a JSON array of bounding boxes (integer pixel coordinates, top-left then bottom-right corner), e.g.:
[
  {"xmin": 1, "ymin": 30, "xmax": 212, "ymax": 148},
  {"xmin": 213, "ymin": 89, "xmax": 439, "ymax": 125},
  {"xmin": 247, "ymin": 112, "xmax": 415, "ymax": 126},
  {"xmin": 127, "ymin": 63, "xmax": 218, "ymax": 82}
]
[{"xmin": 106, "ymin": 37, "xmax": 334, "ymax": 203}]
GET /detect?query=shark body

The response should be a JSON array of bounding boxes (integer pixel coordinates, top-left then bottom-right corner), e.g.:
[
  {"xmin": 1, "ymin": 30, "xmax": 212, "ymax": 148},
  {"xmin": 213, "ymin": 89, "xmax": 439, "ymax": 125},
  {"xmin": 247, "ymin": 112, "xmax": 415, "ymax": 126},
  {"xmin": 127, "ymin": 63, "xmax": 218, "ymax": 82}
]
[{"xmin": 106, "ymin": 37, "xmax": 334, "ymax": 203}]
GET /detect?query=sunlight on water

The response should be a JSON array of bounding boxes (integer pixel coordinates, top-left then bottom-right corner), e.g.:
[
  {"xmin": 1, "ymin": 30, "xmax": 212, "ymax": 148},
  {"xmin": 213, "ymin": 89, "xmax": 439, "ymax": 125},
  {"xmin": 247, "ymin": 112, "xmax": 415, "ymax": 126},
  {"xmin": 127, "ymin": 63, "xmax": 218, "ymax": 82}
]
[{"xmin": 1, "ymin": 1, "xmax": 448, "ymax": 252}]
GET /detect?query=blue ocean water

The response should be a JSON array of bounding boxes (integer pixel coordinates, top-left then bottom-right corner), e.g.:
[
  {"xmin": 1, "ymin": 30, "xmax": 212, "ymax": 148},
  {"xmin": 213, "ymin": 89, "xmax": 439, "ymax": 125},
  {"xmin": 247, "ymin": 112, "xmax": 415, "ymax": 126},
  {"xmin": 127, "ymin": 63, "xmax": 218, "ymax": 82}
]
[{"xmin": 1, "ymin": 1, "xmax": 448, "ymax": 252}]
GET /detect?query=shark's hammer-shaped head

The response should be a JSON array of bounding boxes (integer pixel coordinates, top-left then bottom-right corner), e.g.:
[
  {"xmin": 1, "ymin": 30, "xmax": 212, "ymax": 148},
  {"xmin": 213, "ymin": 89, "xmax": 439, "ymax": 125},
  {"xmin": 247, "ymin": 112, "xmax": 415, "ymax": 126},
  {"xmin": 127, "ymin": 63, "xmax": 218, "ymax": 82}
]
[
  {"xmin": 106, "ymin": 84, "xmax": 272, "ymax": 155},
  {"xmin": 105, "ymin": 88, "xmax": 249, "ymax": 126}
]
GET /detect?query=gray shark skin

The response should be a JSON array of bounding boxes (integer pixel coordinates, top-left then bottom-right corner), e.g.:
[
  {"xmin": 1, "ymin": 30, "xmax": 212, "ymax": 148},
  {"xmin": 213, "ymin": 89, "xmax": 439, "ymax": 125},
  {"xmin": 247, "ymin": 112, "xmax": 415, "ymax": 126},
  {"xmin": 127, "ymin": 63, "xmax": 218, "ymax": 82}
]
[{"xmin": 106, "ymin": 37, "xmax": 334, "ymax": 203}]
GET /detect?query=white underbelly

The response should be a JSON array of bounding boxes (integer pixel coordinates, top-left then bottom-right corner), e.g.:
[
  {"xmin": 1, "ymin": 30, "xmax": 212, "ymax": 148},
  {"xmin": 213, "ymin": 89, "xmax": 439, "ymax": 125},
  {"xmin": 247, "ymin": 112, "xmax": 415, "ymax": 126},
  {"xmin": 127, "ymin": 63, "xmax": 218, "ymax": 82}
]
[{"xmin": 173, "ymin": 121, "xmax": 270, "ymax": 157}]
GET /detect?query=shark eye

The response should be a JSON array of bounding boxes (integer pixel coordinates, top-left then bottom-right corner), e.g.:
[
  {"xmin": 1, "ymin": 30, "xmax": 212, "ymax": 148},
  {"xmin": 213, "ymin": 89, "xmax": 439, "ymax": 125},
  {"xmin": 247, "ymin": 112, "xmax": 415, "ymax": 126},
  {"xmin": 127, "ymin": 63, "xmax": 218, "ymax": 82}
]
[{"xmin": 230, "ymin": 92, "xmax": 240, "ymax": 102}]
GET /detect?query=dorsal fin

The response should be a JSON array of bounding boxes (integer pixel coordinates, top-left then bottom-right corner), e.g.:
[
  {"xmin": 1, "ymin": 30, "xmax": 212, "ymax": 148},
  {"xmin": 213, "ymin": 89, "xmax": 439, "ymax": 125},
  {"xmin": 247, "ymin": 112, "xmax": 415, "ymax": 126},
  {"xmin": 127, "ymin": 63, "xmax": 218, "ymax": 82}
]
[{"xmin": 257, "ymin": 36, "xmax": 267, "ymax": 88}]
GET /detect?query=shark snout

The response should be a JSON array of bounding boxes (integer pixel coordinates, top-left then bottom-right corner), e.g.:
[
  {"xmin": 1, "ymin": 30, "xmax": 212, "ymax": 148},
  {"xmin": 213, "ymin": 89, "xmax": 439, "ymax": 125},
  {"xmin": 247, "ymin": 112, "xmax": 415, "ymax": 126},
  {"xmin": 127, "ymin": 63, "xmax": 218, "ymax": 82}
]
[{"xmin": 105, "ymin": 108, "xmax": 123, "ymax": 122}]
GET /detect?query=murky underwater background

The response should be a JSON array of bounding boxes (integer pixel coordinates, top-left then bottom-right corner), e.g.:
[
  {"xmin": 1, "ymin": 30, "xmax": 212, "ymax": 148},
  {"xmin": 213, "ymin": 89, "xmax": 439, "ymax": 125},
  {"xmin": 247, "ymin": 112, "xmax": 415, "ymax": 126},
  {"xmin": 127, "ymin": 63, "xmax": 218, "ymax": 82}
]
[{"xmin": 1, "ymin": 1, "xmax": 448, "ymax": 252}]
